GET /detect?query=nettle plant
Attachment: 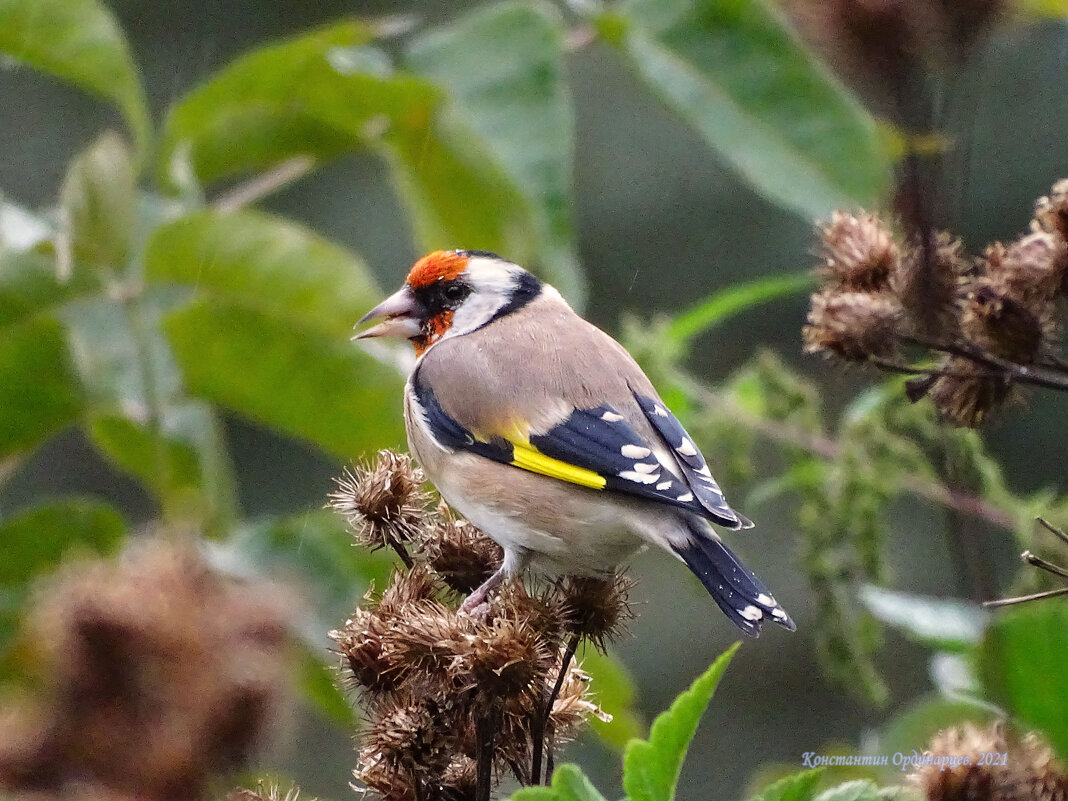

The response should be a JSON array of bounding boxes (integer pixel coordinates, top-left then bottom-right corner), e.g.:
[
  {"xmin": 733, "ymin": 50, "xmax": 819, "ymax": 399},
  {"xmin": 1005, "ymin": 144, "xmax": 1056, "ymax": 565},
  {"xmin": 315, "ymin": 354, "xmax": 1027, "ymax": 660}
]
[{"xmin": 2, "ymin": 0, "xmax": 1068, "ymax": 800}]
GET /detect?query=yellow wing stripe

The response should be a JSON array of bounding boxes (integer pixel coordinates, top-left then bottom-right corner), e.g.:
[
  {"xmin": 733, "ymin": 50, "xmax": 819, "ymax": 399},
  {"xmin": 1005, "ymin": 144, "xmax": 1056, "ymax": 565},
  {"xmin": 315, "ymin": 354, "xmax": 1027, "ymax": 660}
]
[{"xmin": 502, "ymin": 428, "xmax": 606, "ymax": 490}]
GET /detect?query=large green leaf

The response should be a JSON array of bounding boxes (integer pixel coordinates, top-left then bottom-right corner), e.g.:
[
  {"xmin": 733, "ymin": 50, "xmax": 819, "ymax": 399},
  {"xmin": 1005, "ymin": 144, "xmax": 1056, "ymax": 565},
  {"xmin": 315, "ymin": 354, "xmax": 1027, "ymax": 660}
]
[
  {"xmin": 745, "ymin": 770, "xmax": 824, "ymax": 801},
  {"xmin": 0, "ymin": 317, "xmax": 83, "ymax": 456},
  {"xmin": 145, "ymin": 209, "xmax": 380, "ymax": 338},
  {"xmin": 579, "ymin": 645, "xmax": 644, "ymax": 749},
  {"xmin": 0, "ymin": 0, "xmax": 149, "ymax": 155},
  {"xmin": 599, "ymin": 0, "xmax": 891, "ymax": 218},
  {"xmin": 509, "ymin": 764, "xmax": 608, "ymax": 801},
  {"xmin": 163, "ymin": 298, "xmax": 405, "ymax": 461},
  {"xmin": 622, "ymin": 643, "xmax": 738, "ymax": 801},
  {"xmin": 0, "ymin": 248, "xmax": 95, "ymax": 332},
  {"xmin": 980, "ymin": 602, "xmax": 1068, "ymax": 761},
  {"xmin": 158, "ymin": 22, "xmax": 435, "ymax": 187},
  {"xmin": 406, "ymin": 1, "xmax": 583, "ymax": 304}
]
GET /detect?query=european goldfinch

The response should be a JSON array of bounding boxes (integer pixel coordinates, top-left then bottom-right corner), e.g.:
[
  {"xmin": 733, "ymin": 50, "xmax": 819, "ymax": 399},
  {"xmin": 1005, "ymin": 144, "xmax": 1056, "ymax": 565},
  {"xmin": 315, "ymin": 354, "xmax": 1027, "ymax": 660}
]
[{"xmin": 357, "ymin": 250, "xmax": 795, "ymax": 636}]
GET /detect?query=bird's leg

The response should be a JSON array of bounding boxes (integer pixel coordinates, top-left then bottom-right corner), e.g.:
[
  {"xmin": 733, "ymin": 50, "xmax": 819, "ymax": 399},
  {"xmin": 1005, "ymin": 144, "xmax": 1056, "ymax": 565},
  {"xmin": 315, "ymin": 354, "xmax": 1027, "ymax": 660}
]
[{"xmin": 459, "ymin": 566, "xmax": 506, "ymax": 615}]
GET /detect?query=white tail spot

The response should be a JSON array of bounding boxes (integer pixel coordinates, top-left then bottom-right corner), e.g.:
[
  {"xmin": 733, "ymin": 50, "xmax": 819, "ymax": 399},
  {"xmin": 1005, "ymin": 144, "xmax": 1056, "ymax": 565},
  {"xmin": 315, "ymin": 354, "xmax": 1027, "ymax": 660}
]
[
  {"xmin": 601, "ymin": 410, "xmax": 624, "ymax": 422},
  {"xmin": 633, "ymin": 461, "xmax": 658, "ymax": 473},
  {"xmin": 677, "ymin": 492, "xmax": 694, "ymax": 502},
  {"xmin": 619, "ymin": 470, "xmax": 660, "ymax": 485},
  {"xmin": 677, "ymin": 438, "xmax": 698, "ymax": 457},
  {"xmin": 656, "ymin": 481, "xmax": 672, "ymax": 490},
  {"xmin": 739, "ymin": 605, "xmax": 763, "ymax": 622},
  {"xmin": 621, "ymin": 444, "xmax": 652, "ymax": 459}
]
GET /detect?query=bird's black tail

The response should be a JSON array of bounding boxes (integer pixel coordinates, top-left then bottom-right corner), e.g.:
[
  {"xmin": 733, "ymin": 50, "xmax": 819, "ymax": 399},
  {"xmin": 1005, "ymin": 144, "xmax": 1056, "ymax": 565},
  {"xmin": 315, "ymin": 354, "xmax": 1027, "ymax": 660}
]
[{"xmin": 674, "ymin": 525, "xmax": 796, "ymax": 637}]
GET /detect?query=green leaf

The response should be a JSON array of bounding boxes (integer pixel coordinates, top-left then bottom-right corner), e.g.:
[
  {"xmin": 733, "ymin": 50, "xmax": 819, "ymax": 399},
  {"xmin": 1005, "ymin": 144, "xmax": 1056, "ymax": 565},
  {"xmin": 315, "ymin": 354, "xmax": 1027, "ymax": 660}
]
[
  {"xmin": 145, "ymin": 209, "xmax": 380, "ymax": 338},
  {"xmin": 878, "ymin": 694, "xmax": 994, "ymax": 761},
  {"xmin": 163, "ymin": 298, "xmax": 405, "ymax": 461},
  {"xmin": 509, "ymin": 764, "xmax": 608, "ymax": 801},
  {"xmin": 297, "ymin": 643, "xmax": 356, "ymax": 729},
  {"xmin": 0, "ymin": 497, "xmax": 125, "ymax": 587},
  {"xmin": 745, "ymin": 769, "xmax": 824, "ymax": 801},
  {"xmin": 666, "ymin": 271, "xmax": 815, "ymax": 345},
  {"xmin": 599, "ymin": 0, "xmax": 891, "ymax": 218},
  {"xmin": 158, "ymin": 22, "xmax": 435, "ymax": 187},
  {"xmin": 59, "ymin": 131, "xmax": 136, "ymax": 271},
  {"xmin": 0, "ymin": 0, "xmax": 149, "ymax": 155},
  {"xmin": 579, "ymin": 645, "xmax": 644, "ymax": 749},
  {"xmin": 0, "ymin": 317, "xmax": 83, "ymax": 456},
  {"xmin": 980, "ymin": 602, "xmax": 1068, "ymax": 761},
  {"xmin": 622, "ymin": 642, "xmax": 738, "ymax": 801},
  {"xmin": 813, "ymin": 781, "xmax": 882, "ymax": 801},
  {"xmin": 0, "ymin": 247, "xmax": 94, "ymax": 332},
  {"xmin": 406, "ymin": 1, "xmax": 583, "ymax": 305},
  {"xmin": 858, "ymin": 586, "xmax": 988, "ymax": 652}
]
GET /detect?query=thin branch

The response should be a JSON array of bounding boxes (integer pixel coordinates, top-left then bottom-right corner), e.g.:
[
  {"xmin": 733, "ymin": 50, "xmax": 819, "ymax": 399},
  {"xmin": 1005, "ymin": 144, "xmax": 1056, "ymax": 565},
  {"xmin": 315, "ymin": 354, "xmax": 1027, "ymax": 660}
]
[
  {"xmin": 1022, "ymin": 550, "xmax": 1068, "ymax": 580},
  {"xmin": 1037, "ymin": 517, "xmax": 1068, "ymax": 547},
  {"xmin": 530, "ymin": 633, "xmax": 580, "ymax": 785},
  {"xmin": 475, "ymin": 714, "xmax": 494, "ymax": 801},
  {"xmin": 983, "ymin": 586, "xmax": 1068, "ymax": 608},
  {"xmin": 386, "ymin": 535, "xmax": 415, "ymax": 570},
  {"xmin": 211, "ymin": 156, "xmax": 315, "ymax": 213},
  {"xmin": 901, "ymin": 335, "xmax": 1068, "ymax": 392}
]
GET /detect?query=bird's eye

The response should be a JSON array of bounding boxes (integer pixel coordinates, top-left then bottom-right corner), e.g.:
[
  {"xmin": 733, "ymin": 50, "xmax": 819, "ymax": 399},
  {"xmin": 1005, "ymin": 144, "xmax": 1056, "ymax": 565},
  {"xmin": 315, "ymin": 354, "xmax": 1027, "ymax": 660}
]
[{"xmin": 443, "ymin": 283, "xmax": 467, "ymax": 302}]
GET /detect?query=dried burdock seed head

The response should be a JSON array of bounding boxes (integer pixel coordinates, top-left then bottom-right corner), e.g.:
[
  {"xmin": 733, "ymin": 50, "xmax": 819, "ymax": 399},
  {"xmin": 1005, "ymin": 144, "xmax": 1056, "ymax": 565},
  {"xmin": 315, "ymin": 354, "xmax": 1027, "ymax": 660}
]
[
  {"xmin": 330, "ymin": 450, "xmax": 430, "ymax": 551},
  {"xmin": 817, "ymin": 211, "xmax": 901, "ymax": 292},
  {"xmin": 374, "ymin": 564, "xmax": 441, "ymax": 619},
  {"xmin": 0, "ymin": 539, "xmax": 294, "ymax": 801},
  {"xmin": 466, "ymin": 617, "xmax": 556, "ymax": 701},
  {"xmin": 435, "ymin": 756, "xmax": 477, "ymax": 801},
  {"xmin": 353, "ymin": 752, "xmax": 416, "ymax": 801},
  {"xmin": 559, "ymin": 573, "xmax": 635, "ymax": 651},
  {"xmin": 1006, "ymin": 731, "xmax": 1068, "ymax": 801},
  {"xmin": 330, "ymin": 608, "xmax": 398, "ymax": 699},
  {"xmin": 1034, "ymin": 178, "xmax": 1068, "ymax": 243},
  {"xmin": 548, "ymin": 661, "xmax": 610, "ymax": 742},
  {"xmin": 360, "ymin": 696, "xmax": 453, "ymax": 780},
  {"xmin": 985, "ymin": 232, "xmax": 1068, "ymax": 307},
  {"xmin": 892, "ymin": 232, "xmax": 967, "ymax": 339},
  {"xmin": 803, "ymin": 289, "xmax": 902, "ymax": 361},
  {"xmin": 960, "ymin": 278, "xmax": 1046, "ymax": 363},
  {"xmin": 228, "ymin": 781, "xmax": 307, "ymax": 801},
  {"xmin": 926, "ymin": 356, "xmax": 1013, "ymax": 428},
  {"xmin": 420, "ymin": 505, "xmax": 503, "ymax": 595}
]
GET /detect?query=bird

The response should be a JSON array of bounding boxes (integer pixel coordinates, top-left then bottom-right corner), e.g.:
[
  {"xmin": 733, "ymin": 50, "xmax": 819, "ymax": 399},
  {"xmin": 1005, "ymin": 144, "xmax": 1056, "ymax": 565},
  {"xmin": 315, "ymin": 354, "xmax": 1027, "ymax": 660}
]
[{"xmin": 356, "ymin": 249, "xmax": 795, "ymax": 636}]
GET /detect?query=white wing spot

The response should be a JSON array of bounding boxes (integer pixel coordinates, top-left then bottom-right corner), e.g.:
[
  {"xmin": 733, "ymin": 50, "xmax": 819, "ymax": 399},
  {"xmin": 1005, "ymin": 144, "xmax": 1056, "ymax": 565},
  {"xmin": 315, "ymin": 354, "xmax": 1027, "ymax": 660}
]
[
  {"xmin": 772, "ymin": 608, "xmax": 788, "ymax": 620},
  {"xmin": 601, "ymin": 410, "xmax": 624, "ymax": 422},
  {"xmin": 621, "ymin": 444, "xmax": 652, "ymax": 459},
  {"xmin": 633, "ymin": 461, "xmax": 659, "ymax": 473},
  {"xmin": 739, "ymin": 605, "xmax": 763, "ymax": 622},
  {"xmin": 696, "ymin": 464, "xmax": 713, "ymax": 477},
  {"xmin": 619, "ymin": 470, "xmax": 660, "ymax": 485},
  {"xmin": 653, "ymin": 404, "xmax": 669, "ymax": 417},
  {"xmin": 677, "ymin": 492, "xmax": 694, "ymax": 502},
  {"xmin": 677, "ymin": 437, "xmax": 698, "ymax": 457},
  {"xmin": 655, "ymin": 481, "xmax": 672, "ymax": 490},
  {"xmin": 756, "ymin": 593, "xmax": 775, "ymax": 606}
]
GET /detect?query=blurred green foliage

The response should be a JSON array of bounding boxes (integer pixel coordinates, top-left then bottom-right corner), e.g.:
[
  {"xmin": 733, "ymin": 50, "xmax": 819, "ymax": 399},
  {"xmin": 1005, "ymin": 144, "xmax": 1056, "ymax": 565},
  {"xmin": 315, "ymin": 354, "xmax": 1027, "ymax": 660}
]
[{"xmin": 0, "ymin": 0, "xmax": 1066, "ymax": 797}]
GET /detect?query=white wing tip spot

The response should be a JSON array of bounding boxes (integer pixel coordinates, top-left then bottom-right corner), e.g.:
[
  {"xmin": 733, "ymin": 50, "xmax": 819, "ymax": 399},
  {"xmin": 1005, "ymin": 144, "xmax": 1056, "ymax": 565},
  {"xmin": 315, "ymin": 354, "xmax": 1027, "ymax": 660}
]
[
  {"xmin": 619, "ymin": 470, "xmax": 660, "ymax": 485},
  {"xmin": 601, "ymin": 411, "xmax": 624, "ymax": 422},
  {"xmin": 756, "ymin": 593, "xmax": 775, "ymax": 606},
  {"xmin": 696, "ymin": 464, "xmax": 713, "ymax": 477},
  {"xmin": 621, "ymin": 444, "xmax": 652, "ymax": 459},
  {"xmin": 677, "ymin": 492, "xmax": 694, "ymax": 502},
  {"xmin": 677, "ymin": 437, "xmax": 698, "ymax": 457},
  {"xmin": 739, "ymin": 605, "xmax": 763, "ymax": 622},
  {"xmin": 772, "ymin": 608, "xmax": 788, "ymax": 620},
  {"xmin": 656, "ymin": 481, "xmax": 672, "ymax": 490},
  {"xmin": 633, "ymin": 461, "xmax": 659, "ymax": 473},
  {"xmin": 653, "ymin": 404, "xmax": 669, "ymax": 417}
]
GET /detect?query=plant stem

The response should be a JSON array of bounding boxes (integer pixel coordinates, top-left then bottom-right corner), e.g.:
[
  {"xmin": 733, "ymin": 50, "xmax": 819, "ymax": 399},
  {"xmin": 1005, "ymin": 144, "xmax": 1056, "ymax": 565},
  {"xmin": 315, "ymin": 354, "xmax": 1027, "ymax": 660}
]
[
  {"xmin": 530, "ymin": 633, "xmax": 580, "ymax": 785},
  {"xmin": 475, "ymin": 714, "xmax": 494, "ymax": 801}
]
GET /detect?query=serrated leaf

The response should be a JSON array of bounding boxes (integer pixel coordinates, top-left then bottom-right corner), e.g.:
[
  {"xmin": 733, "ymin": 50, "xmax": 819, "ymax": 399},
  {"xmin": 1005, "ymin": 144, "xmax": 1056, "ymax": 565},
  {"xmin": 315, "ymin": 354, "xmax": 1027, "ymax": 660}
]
[
  {"xmin": 746, "ymin": 769, "xmax": 824, "ymax": 801},
  {"xmin": 980, "ymin": 602, "xmax": 1068, "ymax": 761},
  {"xmin": 59, "ymin": 131, "xmax": 136, "ymax": 271},
  {"xmin": 509, "ymin": 764, "xmax": 608, "ymax": 801},
  {"xmin": 813, "ymin": 781, "xmax": 882, "ymax": 801},
  {"xmin": 665, "ymin": 271, "xmax": 815, "ymax": 346},
  {"xmin": 622, "ymin": 643, "xmax": 738, "ymax": 801},
  {"xmin": 158, "ymin": 22, "xmax": 435, "ymax": 187},
  {"xmin": 163, "ymin": 298, "xmax": 405, "ymax": 461},
  {"xmin": 600, "ymin": 0, "xmax": 891, "ymax": 218},
  {"xmin": 0, "ymin": 317, "xmax": 83, "ymax": 456},
  {"xmin": 858, "ymin": 586, "xmax": 988, "ymax": 652},
  {"xmin": 0, "ymin": 497, "xmax": 125, "ymax": 587},
  {"xmin": 144, "ymin": 209, "xmax": 380, "ymax": 338},
  {"xmin": 406, "ymin": 1, "xmax": 583, "ymax": 305},
  {"xmin": 0, "ymin": 0, "xmax": 149, "ymax": 155},
  {"xmin": 579, "ymin": 645, "xmax": 644, "ymax": 749}
]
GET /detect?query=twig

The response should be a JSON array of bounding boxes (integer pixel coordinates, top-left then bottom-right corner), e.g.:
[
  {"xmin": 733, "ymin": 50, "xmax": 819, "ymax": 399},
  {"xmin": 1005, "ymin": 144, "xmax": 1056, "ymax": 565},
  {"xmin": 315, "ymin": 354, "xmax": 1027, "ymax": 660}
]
[
  {"xmin": 984, "ymin": 518, "xmax": 1068, "ymax": 608},
  {"xmin": 983, "ymin": 586, "xmax": 1068, "ymax": 608},
  {"xmin": 530, "ymin": 633, "xmax": 580, "ymax": 785},
  {"xmin": 1023, "ymin": 550, "xmax": 1068, "ymax": 580},
  {"xmin": 901, "ymin": 336, "xmax": 1068, "ymax": 393},
  {"xmin": 475, "ymin": 714, "xmax": 494, "ymax": 801},
  {"xmin": 387, "ymin": 535, "xmax": 415, "ymax": 570},
  {"xmin": 1038, "ymin": 517, "xmax": 1068, "ymax": 547},
  {"xmin": 211, "ymin": 156, "xmax": 315, "ymax": 212}
]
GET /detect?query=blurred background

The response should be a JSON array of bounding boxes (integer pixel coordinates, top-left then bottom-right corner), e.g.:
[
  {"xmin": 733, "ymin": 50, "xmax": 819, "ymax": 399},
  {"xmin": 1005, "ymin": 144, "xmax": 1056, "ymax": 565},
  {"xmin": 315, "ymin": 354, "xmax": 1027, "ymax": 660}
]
[{"xmin": 1, "ymin": 1, "xmax": 1067, "ymax": 799}]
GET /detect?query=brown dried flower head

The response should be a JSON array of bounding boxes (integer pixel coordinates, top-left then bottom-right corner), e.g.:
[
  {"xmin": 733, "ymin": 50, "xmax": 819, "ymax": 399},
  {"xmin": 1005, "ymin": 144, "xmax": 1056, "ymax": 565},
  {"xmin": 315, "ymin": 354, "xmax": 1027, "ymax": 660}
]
[
  {"xmin": 559, "ymin": 573, "xmax": 635, "ymax": 652},
  {"xmin": 925, "ymin": 356, "xmax": 1013, "ymax": 428},
  {"xmin": 0, "ymin": 539, "xmax": 294, "ymax": 801},
  {"xmin": 329, "ymin": 608, "xmax": 398, "ymax": 699},
  {"xmin": 1034, "ymin": 178, "xmax": 1068, "ymax": 243},
  {"xmin": 892, "ymin": 233, "xmax": 968, "ymax": 339},
  {"xmin": 360, "ymin": 696, "xmax": 453, "ymax": 779},
  {"xmin": 330, "ymin": 450, "xmax": 430, "ymax": 551},
  {"xmin": 435, "ymin": 756, "xmax": 477, "ymax": 801},
  {"xmin": 960, "ymin": 278, "xmax": 1046, "ymax": 364},
  {"xmin": 985, "ymin": 232, "xmax": 1068, "ymax": 308},
  {"xmin": 420, "ymin": 504, "xmax": 503, "ymax": 595},
  {"xmin": 818, "ymin": 211, "xmax": 901, "ymax": 292},
  {"xmin": 803, "ymin": 289, "xmax": 901, "ymax": 361},
  {"xmin": 227, "ymin": 781, "xmax": 307, "ymax": 801}
]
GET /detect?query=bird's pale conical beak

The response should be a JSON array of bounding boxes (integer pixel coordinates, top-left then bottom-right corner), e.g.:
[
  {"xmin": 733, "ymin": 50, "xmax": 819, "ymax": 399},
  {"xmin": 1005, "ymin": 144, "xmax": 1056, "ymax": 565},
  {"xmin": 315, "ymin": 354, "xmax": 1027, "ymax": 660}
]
[{"xmin": 354, "ymin": 286, "xmax": 426, "ymax": 340}]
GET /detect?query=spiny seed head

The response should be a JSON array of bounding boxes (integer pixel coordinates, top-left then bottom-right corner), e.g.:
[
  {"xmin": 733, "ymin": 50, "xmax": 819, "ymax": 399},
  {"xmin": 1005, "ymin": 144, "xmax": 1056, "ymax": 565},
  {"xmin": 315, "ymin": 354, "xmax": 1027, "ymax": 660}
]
[
  {"xmin": 803, "ymin": 289, "xmax": 902, "ymax": 361},
  {"xmin": 227, "ymin": 782, "xmax": 307, "ymax": 801},
  {"xmin": 435, "ymin": 757, "xmax": 477, "ymax": 801},
  {"xmin": 1034, "ymin": 178, "xmax": 1068, "ymax": 243},
  {"xmin": 960, "ymin": 278, "xmax": 1046, "ymax": 363},
  {"xmin": 329, "ymin": 451, "xmax": 430, "ymax": 550},
  {"xmin": 329, "ymin": 609, "xmax": 398, "ymax": 699},
  {"xmin": 374, "ymin": 565, "xmax": 441, "ymax": 620},
  {"xmin": 817, "ymin": 211, "xmax": 901, "ymax": 292},
  {"xmin": 558, "ymin": 573, "xmax": 635, "ymax": 652},
  {"xmin": 985, "ymin": 232, "xmax": 1068, "ymax": 306},
  {"xmin": 926, "ymin": 356, "xmax": 1013, "ymax": 428},
  {"xmin": 550, "ymin": 661, "xmax": 610, "ymax": 738},
  {"xmin": 467, "ymin": 617, "xmax": 556, "ymax": 700},
  {"xmin": 892, "ymin": 233, "xmax": 967, "ymax": 339},
  {"xmin": 420, "ymin": 506, "xmax": 503, "ymax": 595},
  {"xmin": 360, "ymin": 697, "xmax": 452, "ymax": 778}
]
